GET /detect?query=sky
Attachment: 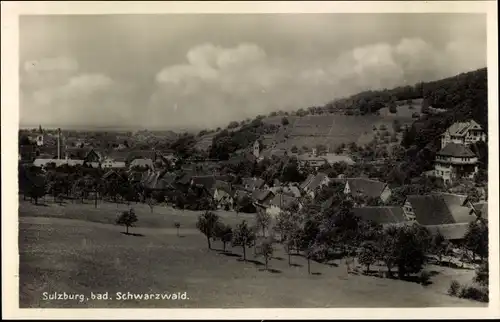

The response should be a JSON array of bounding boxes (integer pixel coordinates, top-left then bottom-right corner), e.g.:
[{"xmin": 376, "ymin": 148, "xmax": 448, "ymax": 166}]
[{"xmin": 19, "ymin": 13, "xmax": 487, "ymax": 130}]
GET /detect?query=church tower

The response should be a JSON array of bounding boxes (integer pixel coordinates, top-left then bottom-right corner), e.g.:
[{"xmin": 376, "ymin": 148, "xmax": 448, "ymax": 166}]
[
  {"xmin": 36, "ymin": 125, "xmax": 44, "ymax": 146},
  {"xmin": 253, "ymin": 140, "xmax": 260, "ymax": 159}
]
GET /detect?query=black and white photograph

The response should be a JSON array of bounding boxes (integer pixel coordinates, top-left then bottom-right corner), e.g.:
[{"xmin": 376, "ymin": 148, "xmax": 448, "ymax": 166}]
[{"xmin": 2, "ymin": 1, "xmax": 499, "ymax": 319}]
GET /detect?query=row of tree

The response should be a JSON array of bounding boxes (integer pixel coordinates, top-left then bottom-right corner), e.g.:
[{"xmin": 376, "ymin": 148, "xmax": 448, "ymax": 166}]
[{"xmin": 194, "ymin": 193, "xmax": 489, "ymax": 279}]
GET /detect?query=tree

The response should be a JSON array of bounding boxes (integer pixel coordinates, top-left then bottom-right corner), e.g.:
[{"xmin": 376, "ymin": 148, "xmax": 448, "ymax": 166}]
[
  {"xmin": 358, "ymin": 241, "xmax": 379, "ymax": 273},
  {"xmin": 304, "ymin": 241, "xmax": 316, "ymax": 275},
  {"xmin": 174, "ymin": 222, "xmax": 181, "ymax": 237},
  {"xmin": 19, "ymin": 135, "xmax": 32, "ymax": 146},
  {"xmin": 281, "ymin": 117, "xmax": 289, "ymax": 126},
  {"xmin": 431, "ymin": 230, "xmax": 448, "ymax": 264},
  {"xmin": 196, "ymin": 211, "xmax": 220, "ymax": 250},
  {"xmin": 232, "ymin": 220, "xmax": 256, "ymax": 261},
  {"xmin": 274, "ymin": 208, "xmax": 301, "ymax": 266},
  {"xmin": 378, "ymin": 226, "xmax": 399, "ymax": 277},
  {"xmin": 116, "ymin": 208, "xmax": 138, "ymax": 234},
  {"xmin": 259, "ymin": 239, "xmax": 274, "ymax": 271},
  {"xmin": 389, "ymin": 100, "xmax": 397, "ymax": 114},
  {"xmin": 256, "ymin": 210, "xmax": 272, "ymax": 237},
  {"xmin": 392, "ymin": 119, "xmax": 401, "ymax": 133},
  {"xmin": 147, "ymin": 197, "xmax": 155, "ymax": 213},
  {"xmin": 215, "ymin": 223, "xmax": 233, "ymax": 252},
  {"xmin": 27, "ymin": 175, "xmax": 46, "ymax": 205},
  {"xmin": 474, "ymin": 259, "xmax": 488, "ymax": 287},
  {"xmin": 421, "ymin": 98, "xmax": 430, "ymax": 113},
  {"xmin": 464, "ymin": 221, "xmax": 488, "ymax": 262},
  {"xmin": 398, "ymin": 225, "xmax": 430, "ymax": 278},
  {"xmin": 228, "ymin": 121, "xmax": 239, "ymax": 129}
]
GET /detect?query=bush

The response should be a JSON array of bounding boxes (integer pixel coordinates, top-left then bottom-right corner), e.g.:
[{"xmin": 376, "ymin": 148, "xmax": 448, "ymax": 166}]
[
  {"xmin": 419, "ymin": 270, "xmax": 432, "ymax": 286},
  {"xmin": 459, "ymin": 285, "xmax": 489, "ymax": 303},
  {"xmin": 448, "ymin": 280, "xmax": 461, "ymax": 296},
  {"xmin": 281, "ymin": 117, "xmax": 289, "ymax": 126},
  {"xmin": 411, "ymin": 112, "xmax": 419, "ymax": 119},
  {"xmin": 227, "ymin": 121, "xmax": 239, "ymax": 129}
]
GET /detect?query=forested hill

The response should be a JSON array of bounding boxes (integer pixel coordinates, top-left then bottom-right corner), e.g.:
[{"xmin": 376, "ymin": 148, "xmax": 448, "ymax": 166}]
[
  {"xmin": 320, "ymin": 67, "xmax": 487, "ymax": 125},
  {"xmin": 399, "ymin": 67, "xmax": 488, "ymax": 177},
  {"xmin": 402, "ymin": 68, "xmax": 488, "ymax": 149}
]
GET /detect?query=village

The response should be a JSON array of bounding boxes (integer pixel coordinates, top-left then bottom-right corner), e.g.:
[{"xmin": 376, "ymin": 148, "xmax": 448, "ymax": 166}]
[
  {"xmin": 19, "ymin": 118, "xmax": 488, "ymax": 230},
  {"xmin": 17, "ymin": 111, "xmax": 490, "ymax": 307}
]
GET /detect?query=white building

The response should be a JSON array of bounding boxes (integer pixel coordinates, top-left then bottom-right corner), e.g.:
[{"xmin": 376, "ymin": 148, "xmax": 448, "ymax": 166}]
[
  {"xmin": 433, "ymin": 143, "xmax": 478, "ymax": 184},
  {"xmin": 441, "ymin": 120, "xmax": 486, "ymax": 149}
]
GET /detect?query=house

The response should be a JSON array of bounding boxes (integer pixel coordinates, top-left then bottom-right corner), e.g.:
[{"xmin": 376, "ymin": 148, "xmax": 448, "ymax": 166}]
[
  {"xmin": 270, "ymin": 184, "xmax": 302, "ymax": 198},
  {"xmin": 440, "ymin": 119, "xmax": 486, "ymax": 148},
  {"xmin": 265, "ymin": 193, "xmax": 301, "ymax": 218},
  {"xmin": 343, "ymin": 178, "xmax": 392, "ymax": 204},
  {"xmin": 251, "ymin": 189, "xmax": 275, "ymax": 207},
  {"xmin": 403, "ymin": 193, "xmax": 476, "ymax": 225},
  {"xmin": 101, "ymin": 157, "xmax": 127, "ymax": 169},
  {"xmin": 323, "ymin": 153, "xmax": 355, "ymax": 166},
  {"xmin": 242, "ymin": 177, "xmax": 266, "ymax": 191},
  {"xmin": 351, "ymin": 206, "xmax": 409, "ymax": 227},
  {"xmin": 102, "ymin": 170, "xmax": 126, "ymax": 182},
  {"xmin": 129, "ymin": 158, "xmax": 155, "ymax": 170},
  {"xmin": 297, "ymin": 154, "xmax": 328, "ymax": 169},
  {"xmin": 106, "ymin": 151, "xmax": 130, "ymax": 163},
  {"xmin": 433, "ymin": 143, "xmax": 478, "ymax": 184},
  {"xmin": 190, "ymin": 175, "xmax": 233, "ymax": 192},
  {"xmin": 140, "ymin": 170, "xmax": 177, "ymax": 191},
  {"xmin": 424, "ymin": 223, "xmax": 471, "ymax": 243},
  {"xmin": 300, "ymin": 173, "xmax": 330, "ymax": 198},
  {"xmin": 33, "ymin": 158, "xmax": 85, "ymax": 169},
  {"xmin": 212, "ymin": 180, "xmax": 235, "ymax": 210},
  {"xmin": 260, "ymin": 148, "xmax": 288, "ymax": 159},
  {"xmin": 64, "ymin": 147, "xmax": 102, "ymax": 164},
  {"xmin": 124, "ymin": 150, "xmax": 158, "ymax": 166}
]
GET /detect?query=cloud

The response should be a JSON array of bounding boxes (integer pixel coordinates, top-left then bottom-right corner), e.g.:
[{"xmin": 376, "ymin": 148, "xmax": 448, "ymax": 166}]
[
  {"xmin": 20, "ymin": 37, "xmax": 486, "ymax": 130},
  {"xmin": 19, "ymin": 56, "xmax": 128, "ymax": 127},
  {"xmin": 149, "ymin": 38, "xmax": 485, "ymax": 130}
]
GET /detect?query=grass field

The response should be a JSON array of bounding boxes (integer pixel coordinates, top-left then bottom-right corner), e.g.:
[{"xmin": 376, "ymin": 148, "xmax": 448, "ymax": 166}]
[
  {"xmin": 19, "ymin": 199, "xmax": 484, "ymax": 308},
  {"xmin": 259, "ymin": 101, "xmax": 423, "ymax": 151}
]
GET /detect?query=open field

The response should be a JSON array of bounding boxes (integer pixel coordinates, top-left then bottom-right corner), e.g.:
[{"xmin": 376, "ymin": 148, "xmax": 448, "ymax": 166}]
[
  {"xmin": 259, "ymin": 101, "xmax": 423, "ymax": 151},
  {"xmin": 18, "ymin": 200, "xmax": 484, "ymax": 308}
]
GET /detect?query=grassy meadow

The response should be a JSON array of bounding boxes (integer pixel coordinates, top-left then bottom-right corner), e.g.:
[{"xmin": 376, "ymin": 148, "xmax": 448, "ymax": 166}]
[{"xmin": 18, "ymin": 197, "xmax": 485, "ymax": 308}]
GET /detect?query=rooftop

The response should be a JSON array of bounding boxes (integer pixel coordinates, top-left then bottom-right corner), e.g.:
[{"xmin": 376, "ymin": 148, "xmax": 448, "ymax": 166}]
[{"xmin": 437, "ymin": 143, "xmax": 476, "ymax": 158}]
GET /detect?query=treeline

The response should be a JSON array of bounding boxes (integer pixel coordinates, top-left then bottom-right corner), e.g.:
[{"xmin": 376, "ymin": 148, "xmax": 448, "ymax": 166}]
[{"xmin": 317, "ymin": 68, "xmax": 488, "ymax": 119}]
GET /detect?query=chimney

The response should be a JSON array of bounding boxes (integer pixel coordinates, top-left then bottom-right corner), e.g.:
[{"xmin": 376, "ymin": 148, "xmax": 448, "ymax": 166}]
[{"xmin": 57, "ymin": 128, "xmax": 62, "ymax": 160}]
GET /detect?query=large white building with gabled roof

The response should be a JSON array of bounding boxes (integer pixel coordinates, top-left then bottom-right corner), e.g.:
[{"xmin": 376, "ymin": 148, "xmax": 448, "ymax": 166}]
[{"xmin": 440, "ymin": 119, "xmax": 486, "ymax": 149}]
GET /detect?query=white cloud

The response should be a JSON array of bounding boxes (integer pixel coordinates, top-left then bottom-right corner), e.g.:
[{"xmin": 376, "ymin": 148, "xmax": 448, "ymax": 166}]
[
  {"xmin": 150, "ymin": 38, "xmax": 486, "ymax": 129},
  {"xmin": 20, "ymin": 56, "xmax": 122, "ymax": 127}
]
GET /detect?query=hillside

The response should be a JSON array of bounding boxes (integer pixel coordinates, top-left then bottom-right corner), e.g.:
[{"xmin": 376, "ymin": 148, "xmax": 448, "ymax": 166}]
[{"xmin": 194, "ymin": 68, "xmax": 486, "ymax": 159}]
